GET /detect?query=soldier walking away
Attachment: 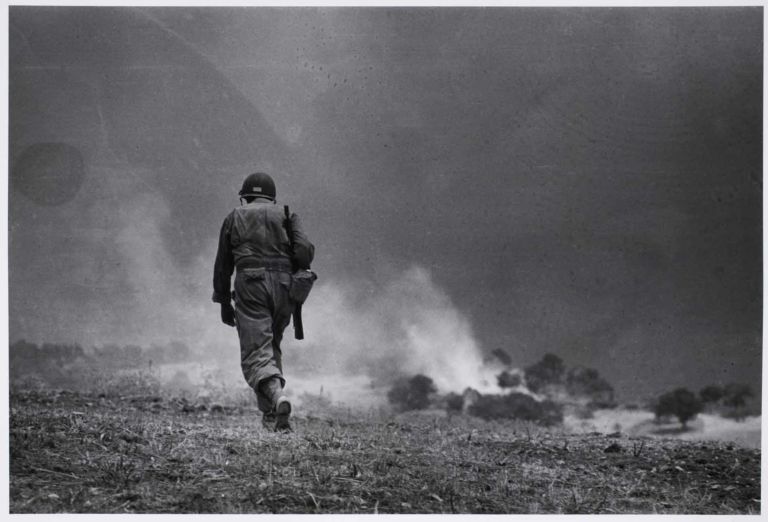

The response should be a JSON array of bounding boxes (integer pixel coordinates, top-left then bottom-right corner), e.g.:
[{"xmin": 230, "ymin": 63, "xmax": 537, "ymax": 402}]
[{"xmin": 212, "ymin": 172, "xmax": 315, "ymax": 432}]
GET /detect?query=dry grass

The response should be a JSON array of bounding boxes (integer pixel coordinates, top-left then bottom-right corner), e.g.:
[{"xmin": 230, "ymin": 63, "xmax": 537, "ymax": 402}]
[{"xmin": 9, "ymin": 387, "xmax": 761, "ymax": 514}]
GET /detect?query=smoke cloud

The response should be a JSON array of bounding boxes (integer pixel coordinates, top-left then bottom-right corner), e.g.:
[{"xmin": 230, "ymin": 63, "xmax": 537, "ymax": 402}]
[{"xmin": 287, "ymin": 266, "xmax": 504, "ymax": 400}]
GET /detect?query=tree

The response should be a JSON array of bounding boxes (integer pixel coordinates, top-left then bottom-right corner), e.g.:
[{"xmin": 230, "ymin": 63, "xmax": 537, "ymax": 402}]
[
  {"xmin": 722, "ymin": 383, "xmax": 753, "ymax": 409},
  {"xmin": 654, "ymin": 388, "xmax": 703, "ymax": 429},
  {"xmin": 468, "ymin": 392, "xmax": 563, "ymax": 426},
  {"xmin": 699, "ymin": 385, "xmax": 725, "ymax": 404},
  {"xmin": 387, "ymin": 374, "xmax": 437, "ymax": 412},
  {"xmin": 721, "ymin": 383, "xmax": 754, "ymax": 420},
  {"xmin": 524, "ymin": 353, "xmax": 565, "ymax": 393},
  {"xmin": 565, "ymin": 367, "xmax": 615, "ymax": 406}
]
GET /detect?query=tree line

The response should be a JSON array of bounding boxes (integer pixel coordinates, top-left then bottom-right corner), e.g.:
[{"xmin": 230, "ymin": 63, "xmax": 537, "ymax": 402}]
[
  {"xmin": 654, "ymin": 383, "xmax": 756, "ymax": 428},
  {"xmin": 386, "ymin": 352, "xmax": 758, "ymax": 428},
  {"xmin": 9, "ymin": 339, "xmax": 195, "ymax": 371},
  {"xmin": 387, "ymin": 353, "xmax": 616, "ymax": 425}
]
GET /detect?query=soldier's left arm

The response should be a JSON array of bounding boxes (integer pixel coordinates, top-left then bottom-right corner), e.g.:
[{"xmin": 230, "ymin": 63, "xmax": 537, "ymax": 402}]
[{"xmin": 212, "ymin": 212, "xmax": 236, "ymax": 303}]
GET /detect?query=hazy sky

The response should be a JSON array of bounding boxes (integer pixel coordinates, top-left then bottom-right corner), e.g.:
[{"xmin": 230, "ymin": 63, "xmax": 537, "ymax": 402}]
[{"xmin": 8, "ymin": 7, "xmax": 762, "ymax": 401}]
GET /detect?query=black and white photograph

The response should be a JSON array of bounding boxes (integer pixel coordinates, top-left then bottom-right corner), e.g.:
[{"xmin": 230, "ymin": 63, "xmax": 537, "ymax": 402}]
[{"xmin": 6, "ymin": 4, "xmax": 762, "ymax": 514}]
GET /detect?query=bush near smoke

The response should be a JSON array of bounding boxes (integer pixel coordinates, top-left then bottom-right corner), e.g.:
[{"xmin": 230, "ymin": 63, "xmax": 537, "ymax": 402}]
[
  {"xmin": 445, "ymin": 392, "xmax": 464, "ymax": 413},
  {"xmin": 653, "ymin": 383, "xmax": 758, "ymax": 428},
  {"xmin": 468, "ymin": 393, "xmax": 563, "ymax": 427},
  {"xmin": 387, "ymin": 374, "xmax": 437, "ymax": 412},
  {"xmin": 698, "ymin": 383, "xmax": 757, "ymax": 420},
  {"xmin": 496, "ymin": 370, "xmax": 522, "ymax": 389},
  {"xmin": 700, "ymin": 385, "xmax": 725, "ymax": 404},
  {"xmin": 521, "ymin": 353, "xmax": 616, "ymax": 408},
  {"xmin": 654, "ymin": 388, "xmax": 703, "ymax": 429},
  {"xmin": 391, "ymin": 353, "xmax": 618, "ymax": 426},
  {"xmin": 565, "ymin": 367, "xmax": 616, "ymax": 408},
  {"xmin": 721, "ymin": 383, "xmax": 754, "ymax": 410},
  {"xmin": 524, "ymin": 353, "xmax": 566, "ymax": 394}
]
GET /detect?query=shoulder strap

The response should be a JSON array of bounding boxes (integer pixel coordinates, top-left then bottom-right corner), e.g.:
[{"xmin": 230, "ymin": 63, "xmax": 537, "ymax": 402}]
[
  {"xmin": 283, "ymin": 205, "xmax": 296, "ymax": 270},
  {"xmin": 283, "ymin": 205, "xmax": 292, "ymax": 243}
]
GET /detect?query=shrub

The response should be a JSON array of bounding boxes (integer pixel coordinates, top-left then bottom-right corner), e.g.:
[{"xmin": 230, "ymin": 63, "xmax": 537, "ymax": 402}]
[
  {"xmin": 445, "ymin": 392, "xmax": 464, "ymax": 413},
  {"xmin": 524, "ymin": 353, "xmax": 565, "ymax": 393},
  {"xmin": 699, "ymin": 385, "xmax": 725, "ymax": 404},
  {"xmin": 496, "ymin": 370, "xmax": 522, "ymax": 389},
  {"xmin": 387, "ymin": 374, "xmax": 437, "ymax": 412},
  {"xmin": 722, "ymin": 383, "xmax": 755, "ymax": 420},
  {"xmin": 722, "ymin": 383, "xmax": 753, "ymax": 409},
  {"xmin": 565, "ymin": 366, "xmax": 615, "ymax": 405},
  {"xmin": 468, "ymin": 392, "xmax": 563, "ymax": 426},
  {"xmin": 654, "ymin": 388, "xmax": 702, "ymax": 429}
]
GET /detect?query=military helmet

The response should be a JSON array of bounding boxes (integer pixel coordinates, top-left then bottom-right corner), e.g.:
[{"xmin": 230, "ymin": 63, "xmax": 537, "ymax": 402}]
[{"xmin": 239, "ymin": 172, "xmax": 276, "ymax": 200}]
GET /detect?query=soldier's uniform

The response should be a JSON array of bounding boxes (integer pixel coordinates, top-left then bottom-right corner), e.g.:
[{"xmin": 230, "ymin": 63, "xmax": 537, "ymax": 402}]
[{"xmin": 213, "ymin": 173, "xmax": 314, "ymax": 431}]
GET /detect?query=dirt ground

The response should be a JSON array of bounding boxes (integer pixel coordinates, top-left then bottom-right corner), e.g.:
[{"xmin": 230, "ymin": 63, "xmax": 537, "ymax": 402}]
[{"xmin": 9, "ymin": 388, "xmax": 760, "ymax": 514}]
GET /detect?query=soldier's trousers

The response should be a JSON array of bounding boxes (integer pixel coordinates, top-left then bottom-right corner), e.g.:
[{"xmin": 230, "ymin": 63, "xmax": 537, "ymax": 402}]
[{"xmin": 233, "ymin": 267, "xmax": 294, "ymax": 413}]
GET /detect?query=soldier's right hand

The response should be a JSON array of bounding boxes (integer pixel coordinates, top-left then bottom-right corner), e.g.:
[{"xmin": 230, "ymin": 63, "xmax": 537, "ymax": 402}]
[{"xmin": 220, "ymin": 302, "xmax": 236, "ymax": 327}]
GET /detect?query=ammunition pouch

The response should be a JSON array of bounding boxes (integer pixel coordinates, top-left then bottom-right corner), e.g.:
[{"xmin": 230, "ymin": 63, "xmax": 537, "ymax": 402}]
[{"xmin": 289, "ymin": 270, "xmax": 317, "ymax": 304}]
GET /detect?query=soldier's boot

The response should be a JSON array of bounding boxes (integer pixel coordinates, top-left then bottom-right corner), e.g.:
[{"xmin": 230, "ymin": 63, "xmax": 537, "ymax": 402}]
[
  {"xmin": 274, "ymin": 396, "xmax": 292, "ymax": 433},
  {"xmin": 260, "ymin": 377, "xmax": 292, "ymax": 432}
]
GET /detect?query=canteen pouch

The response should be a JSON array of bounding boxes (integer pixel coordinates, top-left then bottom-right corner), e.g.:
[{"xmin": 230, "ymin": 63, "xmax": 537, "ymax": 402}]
[{"xmin": 290, "ymin": 270, "xmax": 317, "ymax": 304}]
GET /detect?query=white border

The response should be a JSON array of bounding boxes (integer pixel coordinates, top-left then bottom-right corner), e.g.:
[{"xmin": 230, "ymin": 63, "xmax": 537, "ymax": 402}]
[{"xmin": 2, "ymin": 2, "xmax": 765, "ymax": 521}]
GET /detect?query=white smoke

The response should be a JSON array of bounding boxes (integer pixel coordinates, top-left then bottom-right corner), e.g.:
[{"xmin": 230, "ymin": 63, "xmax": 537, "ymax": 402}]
[
  {"xmin": 285, "ymin": 265, "xmax": 505, "ymax": 399},
  {"xmin": 83, "ymin": 190, "xmax": 227, "ymax": 351}
]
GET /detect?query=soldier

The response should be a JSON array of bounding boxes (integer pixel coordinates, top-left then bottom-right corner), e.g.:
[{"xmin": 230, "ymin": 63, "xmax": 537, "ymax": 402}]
[{"xmin": 212, "ymin": 172, "xmax": 314, "ymax": 432}]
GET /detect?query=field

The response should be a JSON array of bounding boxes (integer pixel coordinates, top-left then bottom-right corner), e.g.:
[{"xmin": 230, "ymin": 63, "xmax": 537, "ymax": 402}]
[{"xmin": 9, "ymin": 382, "xmax": 761, "ymax": 514}]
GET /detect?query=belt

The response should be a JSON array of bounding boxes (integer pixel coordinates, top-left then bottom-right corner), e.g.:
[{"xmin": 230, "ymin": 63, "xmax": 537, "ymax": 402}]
[{"xmin": 236, "ymin": 257, "xmax": 293, "ymax": 273}]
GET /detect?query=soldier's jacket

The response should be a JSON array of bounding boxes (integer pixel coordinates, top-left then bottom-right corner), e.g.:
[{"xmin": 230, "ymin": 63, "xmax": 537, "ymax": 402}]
[{"xmin": 212, "ymin": 199, "xmax": 314, "ymax": 304}]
